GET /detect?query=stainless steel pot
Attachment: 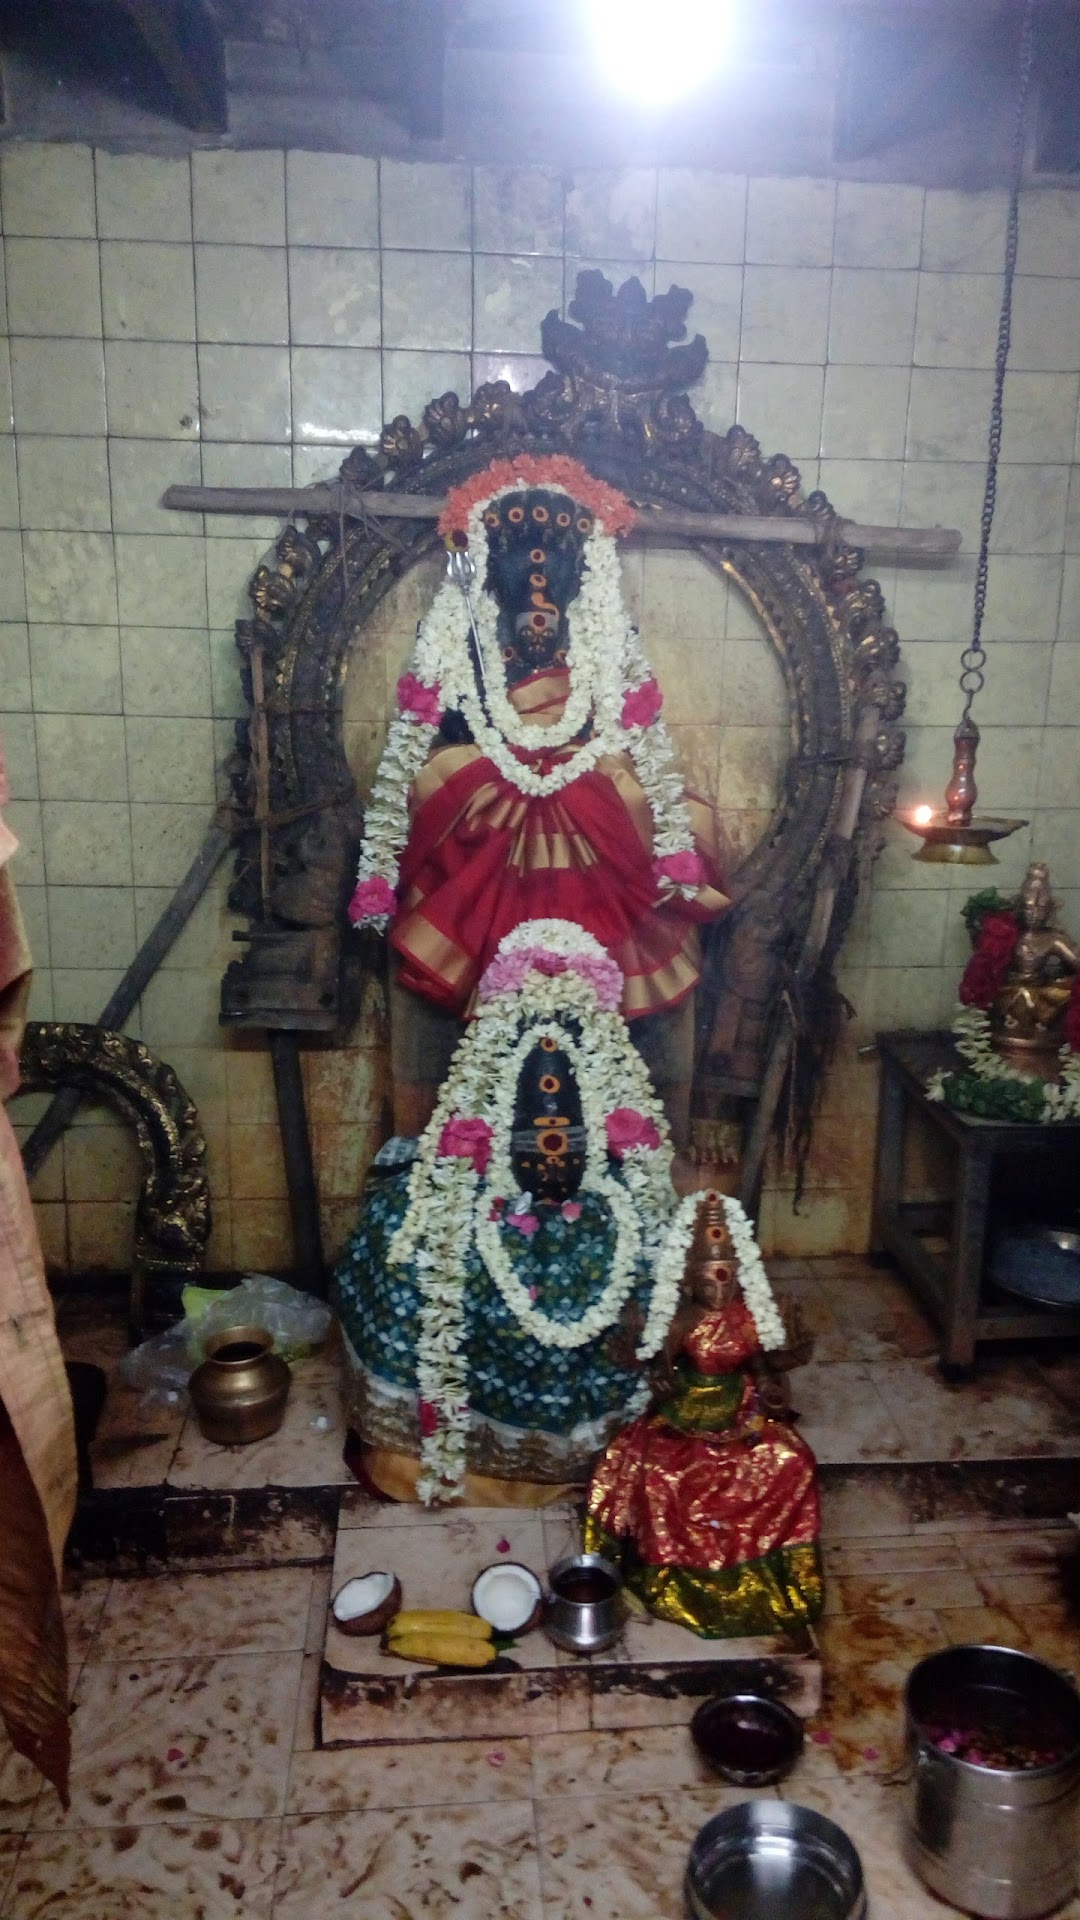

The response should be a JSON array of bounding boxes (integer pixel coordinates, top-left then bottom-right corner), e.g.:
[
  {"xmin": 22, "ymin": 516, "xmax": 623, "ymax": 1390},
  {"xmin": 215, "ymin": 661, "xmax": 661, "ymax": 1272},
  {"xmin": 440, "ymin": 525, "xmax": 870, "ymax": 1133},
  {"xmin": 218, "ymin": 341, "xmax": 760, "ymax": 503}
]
[
  {"xmin": 542, "ymin": 1553, "xmax": 624, "ymax": 1655},
  {"xmin": 904, "ymin": 1644, "xmax": 1080, "ymax": 1920},
  {"xmin": 686, "ymin": 1800, "xmax": 866, "ymax": 1920}
]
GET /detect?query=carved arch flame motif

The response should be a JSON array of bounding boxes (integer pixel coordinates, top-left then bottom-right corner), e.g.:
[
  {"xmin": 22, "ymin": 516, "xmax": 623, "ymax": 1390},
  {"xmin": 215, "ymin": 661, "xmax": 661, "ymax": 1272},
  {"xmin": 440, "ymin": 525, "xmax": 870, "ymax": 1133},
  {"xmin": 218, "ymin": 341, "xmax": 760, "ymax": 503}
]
[
  {"xmin": 19, "ymin": 1021, "xmax": 211, "ymax": 1334},
  {"xmin": 221, "ymin": 272, "xmax": 906, "ymax": 1118}
]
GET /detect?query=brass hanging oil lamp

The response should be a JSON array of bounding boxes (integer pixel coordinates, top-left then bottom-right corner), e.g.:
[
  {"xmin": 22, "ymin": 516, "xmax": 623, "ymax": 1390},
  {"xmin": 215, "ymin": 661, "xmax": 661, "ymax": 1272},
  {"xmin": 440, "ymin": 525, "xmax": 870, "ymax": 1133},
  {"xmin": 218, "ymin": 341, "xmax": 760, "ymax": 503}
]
[{"xmin": 902, "ymin": 0, "xmax": 1035, "ymax": 866}]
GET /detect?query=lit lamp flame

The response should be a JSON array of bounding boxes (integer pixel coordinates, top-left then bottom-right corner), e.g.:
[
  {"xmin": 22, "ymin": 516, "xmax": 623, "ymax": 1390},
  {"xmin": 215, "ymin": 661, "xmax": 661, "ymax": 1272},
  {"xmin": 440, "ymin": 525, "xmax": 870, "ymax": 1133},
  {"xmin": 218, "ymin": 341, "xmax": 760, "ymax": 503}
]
[{"xmin": 901, "ymin": 717, "xmax": 1028, "ymax": 866}]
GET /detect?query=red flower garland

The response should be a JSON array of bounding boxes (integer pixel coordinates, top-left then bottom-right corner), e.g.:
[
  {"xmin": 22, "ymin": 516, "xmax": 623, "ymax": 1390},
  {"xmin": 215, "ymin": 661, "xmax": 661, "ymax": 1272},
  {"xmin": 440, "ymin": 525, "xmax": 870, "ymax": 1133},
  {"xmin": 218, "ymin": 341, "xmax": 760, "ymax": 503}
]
[
  {"xmin": 958, "ymin": 909, "xmax": 1021, "ymax": 1010},
  {"xmin": 438, "ymin": 455, "xmax": 637, "ymax": 541}
]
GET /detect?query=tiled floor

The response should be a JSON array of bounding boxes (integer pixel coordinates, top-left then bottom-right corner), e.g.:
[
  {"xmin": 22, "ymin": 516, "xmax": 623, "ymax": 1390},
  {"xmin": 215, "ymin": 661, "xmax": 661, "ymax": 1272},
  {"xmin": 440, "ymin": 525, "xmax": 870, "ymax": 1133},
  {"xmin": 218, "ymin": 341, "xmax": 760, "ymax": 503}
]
[
  {"xmin": 4, "ymin": 1521, "xmax": 1080, "ymax": 1916},
  {"xmin": 15, "ymin": 1258, "xmax": 1077, "ymax": 1916},
  {"xmin": 56, "ymin": 1255, "xmax": 1080, "ymax": 1495}
]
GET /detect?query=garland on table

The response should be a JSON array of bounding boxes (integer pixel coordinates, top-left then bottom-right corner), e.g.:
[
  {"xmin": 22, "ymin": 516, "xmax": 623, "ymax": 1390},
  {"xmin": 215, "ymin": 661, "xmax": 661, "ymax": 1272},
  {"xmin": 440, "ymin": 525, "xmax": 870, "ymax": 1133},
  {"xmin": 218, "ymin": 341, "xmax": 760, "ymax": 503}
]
[
  {"xmin": 652, "ymin": 1191, "xmax": 787, "ymax": 1353},
  {"xmin": 348, "ymin": 454, "xmax": 704, "ymax": 933},
  {"xmin": 386, "ymin": 919, "xmax": 679, "ymax": 1504},
  {"xmin": 927, "ymin": 1005, "xmax": 1080, "ymax": 1124}
]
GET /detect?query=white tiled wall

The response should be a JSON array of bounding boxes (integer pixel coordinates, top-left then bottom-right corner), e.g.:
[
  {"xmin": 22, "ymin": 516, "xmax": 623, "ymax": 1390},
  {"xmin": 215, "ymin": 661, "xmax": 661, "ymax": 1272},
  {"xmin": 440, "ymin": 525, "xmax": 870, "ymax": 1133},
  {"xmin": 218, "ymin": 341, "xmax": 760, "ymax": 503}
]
[{"xmin": 2, "ymin": 145, "xmax": 1080, "ymax": 1264}]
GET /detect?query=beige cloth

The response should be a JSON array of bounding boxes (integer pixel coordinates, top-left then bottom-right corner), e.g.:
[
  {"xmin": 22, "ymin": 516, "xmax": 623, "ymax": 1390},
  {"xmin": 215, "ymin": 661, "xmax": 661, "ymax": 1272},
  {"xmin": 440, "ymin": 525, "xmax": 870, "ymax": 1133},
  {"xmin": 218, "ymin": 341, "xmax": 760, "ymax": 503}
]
[{"xmin": 0, "ymin": 759, "xmax": 76, "ymax": 1803}]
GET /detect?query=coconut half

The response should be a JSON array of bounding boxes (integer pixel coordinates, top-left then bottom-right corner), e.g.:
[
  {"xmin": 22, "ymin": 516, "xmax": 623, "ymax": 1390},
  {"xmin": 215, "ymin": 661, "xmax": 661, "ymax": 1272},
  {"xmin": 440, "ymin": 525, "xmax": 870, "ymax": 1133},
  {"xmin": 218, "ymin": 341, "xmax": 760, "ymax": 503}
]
[
  {"xmin": 472, "ymin": 1561, "xmax": 543, "ymax": 1636},
  {"xmin": 331, "ymin": 1571, "xmax": 402, "ymax": 1636}
]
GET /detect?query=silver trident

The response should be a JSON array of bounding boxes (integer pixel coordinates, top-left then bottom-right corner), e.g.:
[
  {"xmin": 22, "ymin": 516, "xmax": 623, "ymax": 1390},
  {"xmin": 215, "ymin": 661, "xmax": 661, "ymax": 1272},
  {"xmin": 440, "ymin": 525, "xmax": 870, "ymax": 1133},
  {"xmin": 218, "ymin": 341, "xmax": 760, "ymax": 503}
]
[{"xmin": 446, "ymin": 544, "xmax": 488, "ymax": 698}]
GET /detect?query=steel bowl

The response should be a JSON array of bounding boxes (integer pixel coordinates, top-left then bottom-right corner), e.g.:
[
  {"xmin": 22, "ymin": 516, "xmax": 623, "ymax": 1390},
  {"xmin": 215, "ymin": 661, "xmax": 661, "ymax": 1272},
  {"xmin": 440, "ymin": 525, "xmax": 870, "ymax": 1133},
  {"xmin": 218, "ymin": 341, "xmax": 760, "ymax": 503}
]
[
  {"xmin": 690, "ymin": 1693, "xmax": 804, "ymax": 1787},
  {"xmin": 686, "ymin": 1800, "xmax": 866, "ymax": 1920},
  {"xmin": 991, "ymin": 1225, "xmax": 1080, "ymax": 1309},
  {"xmin": 541, "ymin": 1553, "xmax": 625, "ymax": 1655}
]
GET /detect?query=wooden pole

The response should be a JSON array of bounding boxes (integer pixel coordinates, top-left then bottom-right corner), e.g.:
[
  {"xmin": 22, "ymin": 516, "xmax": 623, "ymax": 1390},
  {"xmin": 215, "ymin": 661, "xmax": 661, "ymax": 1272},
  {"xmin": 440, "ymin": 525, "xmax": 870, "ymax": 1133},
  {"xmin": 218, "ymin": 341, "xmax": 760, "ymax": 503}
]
[
  {"xmin": 161, "ymin": 483, "xmax": 961, "ymax": 561},
  {"xmin": 20, "ymin": 818, "xmax": 233, "ymax": 1182},
  {"xmin": 737, "ymin": 697, "xmax": 882, "ymax": 1219}
]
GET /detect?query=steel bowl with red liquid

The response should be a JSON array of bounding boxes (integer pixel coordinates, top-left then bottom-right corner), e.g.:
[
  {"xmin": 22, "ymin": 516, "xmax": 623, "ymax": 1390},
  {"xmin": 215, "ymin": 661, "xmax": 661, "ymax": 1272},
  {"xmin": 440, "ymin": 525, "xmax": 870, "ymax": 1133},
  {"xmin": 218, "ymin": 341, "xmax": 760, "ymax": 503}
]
[{"xmin": 691, "ymin": 1692, "xmax": 804, "ymax": 1787}]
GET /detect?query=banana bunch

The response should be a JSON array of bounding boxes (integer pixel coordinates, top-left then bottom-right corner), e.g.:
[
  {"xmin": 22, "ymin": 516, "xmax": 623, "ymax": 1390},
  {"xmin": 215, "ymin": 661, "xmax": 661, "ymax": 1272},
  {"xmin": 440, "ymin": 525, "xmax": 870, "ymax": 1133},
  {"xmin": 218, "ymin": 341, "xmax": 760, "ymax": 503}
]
[{"xmin": 383, "ymin": 1608, "xmax": 497, "ymax": 1668}]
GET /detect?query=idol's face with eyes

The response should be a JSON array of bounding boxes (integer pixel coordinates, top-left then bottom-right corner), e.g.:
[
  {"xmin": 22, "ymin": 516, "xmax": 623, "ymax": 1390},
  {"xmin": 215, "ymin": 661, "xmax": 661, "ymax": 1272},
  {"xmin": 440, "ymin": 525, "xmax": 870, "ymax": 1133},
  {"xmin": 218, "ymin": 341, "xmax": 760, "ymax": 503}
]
[
  {"xmin": 483, "ymin": 489, "xmax": 592, "ymax": 678},
  {"xmin": 509, "ymin": 1032, "xmax": 587, "ymax": 1202}
]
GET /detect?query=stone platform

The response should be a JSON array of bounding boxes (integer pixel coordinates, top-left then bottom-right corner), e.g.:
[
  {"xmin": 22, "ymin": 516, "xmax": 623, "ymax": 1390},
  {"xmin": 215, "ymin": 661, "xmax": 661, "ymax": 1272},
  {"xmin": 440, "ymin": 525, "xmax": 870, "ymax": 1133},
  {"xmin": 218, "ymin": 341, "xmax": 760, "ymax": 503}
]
[{"xmin": 319, "ymin": 1492, "xmax": 821, "ymax": 1747}]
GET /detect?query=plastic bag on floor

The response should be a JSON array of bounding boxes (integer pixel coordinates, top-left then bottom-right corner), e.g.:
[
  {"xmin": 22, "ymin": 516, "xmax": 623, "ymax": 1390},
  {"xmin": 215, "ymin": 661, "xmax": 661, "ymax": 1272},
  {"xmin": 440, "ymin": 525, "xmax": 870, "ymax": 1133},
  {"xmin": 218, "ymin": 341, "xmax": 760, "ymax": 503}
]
[
  {"xmin": 116, "ymin": 1322, "xmax": 196, "ymax": 1407},
  {"xmin": 194, "ymin": 1274, "xmax": 332, "ymax": 1365},
  {"xmin": 118, "ymin": 1275, "xmax": 332, "ymax": 1406}
]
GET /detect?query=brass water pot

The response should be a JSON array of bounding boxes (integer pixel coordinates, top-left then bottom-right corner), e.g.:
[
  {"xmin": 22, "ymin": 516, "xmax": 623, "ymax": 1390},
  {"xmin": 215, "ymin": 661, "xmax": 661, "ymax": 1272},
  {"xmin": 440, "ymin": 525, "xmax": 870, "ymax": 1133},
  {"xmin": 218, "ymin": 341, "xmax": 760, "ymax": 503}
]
[{"xmin": 189, "ymin": 1324, "xmax": 291, "ymax": 1444}]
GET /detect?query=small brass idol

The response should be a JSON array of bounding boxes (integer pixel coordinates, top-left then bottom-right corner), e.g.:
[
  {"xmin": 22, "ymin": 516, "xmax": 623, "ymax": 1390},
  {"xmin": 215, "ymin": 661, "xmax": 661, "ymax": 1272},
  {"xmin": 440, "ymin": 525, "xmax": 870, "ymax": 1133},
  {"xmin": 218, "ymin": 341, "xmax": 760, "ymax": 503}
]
[{"xmin": 991, "ymin": 863, "xmax": 1080, "ymax": 1072}]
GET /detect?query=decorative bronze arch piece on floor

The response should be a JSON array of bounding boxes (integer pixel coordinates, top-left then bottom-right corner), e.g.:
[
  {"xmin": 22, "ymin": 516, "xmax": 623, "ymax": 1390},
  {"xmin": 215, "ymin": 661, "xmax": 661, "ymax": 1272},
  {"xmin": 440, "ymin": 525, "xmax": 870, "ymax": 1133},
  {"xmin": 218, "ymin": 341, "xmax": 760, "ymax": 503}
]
[
  {"xmin": 221, "ymin": 271, "xmax": 906, "ymax": 1128},
  {"xmin": 19, "ymin": 1022, "xmax": 211, "ymax": 1334}
]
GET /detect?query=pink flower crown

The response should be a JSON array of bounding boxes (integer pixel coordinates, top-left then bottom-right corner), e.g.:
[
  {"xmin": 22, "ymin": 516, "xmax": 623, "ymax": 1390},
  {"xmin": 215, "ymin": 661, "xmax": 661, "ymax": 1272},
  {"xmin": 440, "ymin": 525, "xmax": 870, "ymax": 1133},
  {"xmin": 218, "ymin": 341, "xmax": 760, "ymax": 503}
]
[{"xmin": 477, "ymin": 942, "xmax": 623, "ymax": 1013}]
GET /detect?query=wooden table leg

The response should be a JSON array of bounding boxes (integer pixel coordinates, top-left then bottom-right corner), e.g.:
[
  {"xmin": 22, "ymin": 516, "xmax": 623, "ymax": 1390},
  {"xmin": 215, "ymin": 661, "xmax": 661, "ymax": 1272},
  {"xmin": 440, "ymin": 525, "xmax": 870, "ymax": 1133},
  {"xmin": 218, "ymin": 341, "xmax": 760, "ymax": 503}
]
[
  {"xmin": 942, "ymin": 1146, "xmax": 992, "ymax": 1372},
  {"xmin": 871, "ymin": 1055, "xmax": 905, "ymax": 1255}
]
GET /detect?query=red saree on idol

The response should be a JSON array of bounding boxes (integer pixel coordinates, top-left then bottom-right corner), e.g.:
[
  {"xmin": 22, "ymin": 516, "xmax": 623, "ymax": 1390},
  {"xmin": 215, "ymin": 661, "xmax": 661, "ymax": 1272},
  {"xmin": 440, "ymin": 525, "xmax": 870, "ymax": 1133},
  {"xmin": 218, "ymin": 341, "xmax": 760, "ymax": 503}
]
[
  {"xmin": 584, "ymin": 1297, "xmax": 823, "ymax": 1638},
  {"xmin": 389, "ymin": 667, "xmax": 728, "ymax": 1022}
]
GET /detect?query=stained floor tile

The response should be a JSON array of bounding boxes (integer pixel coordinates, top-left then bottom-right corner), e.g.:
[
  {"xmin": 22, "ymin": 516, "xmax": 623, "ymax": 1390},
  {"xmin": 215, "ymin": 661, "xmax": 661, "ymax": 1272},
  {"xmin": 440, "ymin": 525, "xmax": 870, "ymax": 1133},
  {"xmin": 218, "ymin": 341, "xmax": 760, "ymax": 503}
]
[
  {"xmin": 815, "ymin": 1607, "xmax": 945, "ymax": 1772},
  {"xmin": 92, "ymin": 1567, "xmax": 314, "ymax": 1661},
  {"xmin": 530, "ymin": 1726, "xmax": 718, "ymax": 1800},
  {"xmin": 1, "ymin": 1817, "xmax": 281, "ymax": 1919},
  {"xmin": 35, "ymin": 1652, "xmax": 303, "ymax": 1829},
  {"xmin": 535, "ymin": 1785, "xmax": 738, "ymax": 1920},
  {"xmin": 60, "ymin": 1581, "xmax": 112, "ymax": 1669},
  {"xmin": 782, "ymin": 1360, "xmax": 908, "ymax": 1463},
  {"xmin": 88, "ymin": 1385, "xmax": 185, "ymax": 1491},
  {"xmin": 287, "ymin": 1736, "xmax": 532, "ymax": 1814},
  {"xmin": 815, "ymin": 1269, "xmax": 938, "ymax": 1363},
  {"xmin": 0, "ymin": 1733, "xmax": 42, "ymax": 1833},
  {"xmin": 273, "ymin": 1802, "xmax": 543, "ymax": 1920},
  {"xmin": 823, "ymin": 1534, "xmax": 963, "ymax": 1578},
  {"xmin": 872, "ymin": 1354, "xmax": 1078, "ymax": 1461},
  {"xmin": 0, "ymin": 1836, "xmax": 23, "ymax": 1912},
  {"xmin": 167, "ymin": 1361, "xmax": 350, "ymax": 1490},
  {"xmin": 834, "ymin": 1568, "xmax": 983, "ymax": 1615}
]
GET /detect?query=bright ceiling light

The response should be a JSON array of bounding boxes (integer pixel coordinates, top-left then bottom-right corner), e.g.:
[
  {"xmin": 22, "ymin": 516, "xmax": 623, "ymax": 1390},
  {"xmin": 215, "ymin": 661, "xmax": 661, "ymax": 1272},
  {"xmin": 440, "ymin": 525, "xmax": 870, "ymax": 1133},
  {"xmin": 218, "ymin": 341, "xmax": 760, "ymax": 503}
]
[{"xmin": 584, "ymin": 0, "xmax": 732, "ymax": 106}]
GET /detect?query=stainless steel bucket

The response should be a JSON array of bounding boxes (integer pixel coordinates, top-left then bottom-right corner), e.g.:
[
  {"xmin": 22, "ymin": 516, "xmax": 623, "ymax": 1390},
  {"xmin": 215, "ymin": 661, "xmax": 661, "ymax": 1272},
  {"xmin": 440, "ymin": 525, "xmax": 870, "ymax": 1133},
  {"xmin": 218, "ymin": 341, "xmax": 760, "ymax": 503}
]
[{"xmin": 904, "ymin": 1644, "xmax": 1080, "ymax": 1919}]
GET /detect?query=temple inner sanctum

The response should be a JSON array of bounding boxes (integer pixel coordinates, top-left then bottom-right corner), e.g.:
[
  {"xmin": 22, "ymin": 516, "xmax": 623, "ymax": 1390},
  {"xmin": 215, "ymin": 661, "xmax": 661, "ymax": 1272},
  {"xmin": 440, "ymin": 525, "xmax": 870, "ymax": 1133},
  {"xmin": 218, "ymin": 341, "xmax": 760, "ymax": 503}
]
[{"xmin": 3, "ymin": 5, "xmax": 1080, "ymax": 1913}]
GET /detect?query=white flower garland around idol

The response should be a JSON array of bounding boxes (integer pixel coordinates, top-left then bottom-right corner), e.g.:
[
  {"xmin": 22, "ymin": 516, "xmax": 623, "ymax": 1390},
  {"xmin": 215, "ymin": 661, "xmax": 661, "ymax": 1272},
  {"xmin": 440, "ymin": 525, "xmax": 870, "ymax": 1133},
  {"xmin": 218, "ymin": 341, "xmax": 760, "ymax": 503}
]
[
  {"xmin": 474, "ymin": 1024, "xmax": 646, "ymax": 1351},
  {"xmin": 652, "ymin": 1191, "xmax": 788, "ymax": 1354},
  {"xmin": 350, "ymin": 470, "xmax": 702, "ymax": 929},
  {"xmin": 386, "ymin": 921, "xmax": 680, "ymax": 1501},
  {"xmin": 926, "ymin": 1004, "xmax": 1080, "ymax": 1121}
]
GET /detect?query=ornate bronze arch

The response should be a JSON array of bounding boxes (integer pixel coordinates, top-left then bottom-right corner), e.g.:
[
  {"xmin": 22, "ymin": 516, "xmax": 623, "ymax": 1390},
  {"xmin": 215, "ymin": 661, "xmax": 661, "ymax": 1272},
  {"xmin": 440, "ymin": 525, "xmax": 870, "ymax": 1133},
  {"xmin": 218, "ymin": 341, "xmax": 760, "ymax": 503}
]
[
  {"xmin": 221, "ymin": 271, "xmax": 905, "ymax": 1122},
  {"xmin": 19, "ymin": 1022, "xmax": 211, "ymax": 1333}
]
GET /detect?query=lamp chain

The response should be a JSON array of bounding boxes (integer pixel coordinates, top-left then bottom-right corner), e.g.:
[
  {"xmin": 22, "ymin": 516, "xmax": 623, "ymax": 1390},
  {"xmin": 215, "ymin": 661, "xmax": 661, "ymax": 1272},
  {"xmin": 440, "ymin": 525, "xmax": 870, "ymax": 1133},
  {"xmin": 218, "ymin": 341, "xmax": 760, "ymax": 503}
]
[{"xmin": 960, "ymin": 0, "xmax": 1037, "ymax": 719}]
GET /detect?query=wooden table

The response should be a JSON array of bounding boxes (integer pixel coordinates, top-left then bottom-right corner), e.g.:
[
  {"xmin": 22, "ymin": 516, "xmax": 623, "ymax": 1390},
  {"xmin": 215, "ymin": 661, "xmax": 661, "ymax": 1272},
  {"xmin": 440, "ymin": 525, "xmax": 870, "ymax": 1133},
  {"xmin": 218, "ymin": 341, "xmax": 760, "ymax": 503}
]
[{"xmin": 872, "ymin": 1030, "xmax": 1080, "ymax": 1372}]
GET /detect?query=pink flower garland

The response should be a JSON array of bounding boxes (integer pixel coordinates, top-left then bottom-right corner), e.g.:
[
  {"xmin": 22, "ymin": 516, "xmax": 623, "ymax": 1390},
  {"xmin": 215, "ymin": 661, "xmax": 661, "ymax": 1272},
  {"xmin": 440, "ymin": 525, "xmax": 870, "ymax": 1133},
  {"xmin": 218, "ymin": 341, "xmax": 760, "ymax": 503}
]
[
  {"xmin": 653, "ymin": 850, "xmax": 704, "ymax": 890},
  {"xmin": 396, "ymin": 672, "xmax": 443, "ymax": 726},
  {"xmin": 621, "ymin": 677, "xmax": 662, "ymax": 730},
  {"xmin": 347, "ymin": 874, "xmax": 396, "ymax": 924},
  {"xmin": 478, "ymin": 943, "xmax": 623, "ymax": 1012},
  {"xmin": 437, "ymin": 1115, "xmax": 494, "ymax": 1174},
  {"xmin": 605, "ymin": 1108, "xmax": 662, "ymax": 1157}
]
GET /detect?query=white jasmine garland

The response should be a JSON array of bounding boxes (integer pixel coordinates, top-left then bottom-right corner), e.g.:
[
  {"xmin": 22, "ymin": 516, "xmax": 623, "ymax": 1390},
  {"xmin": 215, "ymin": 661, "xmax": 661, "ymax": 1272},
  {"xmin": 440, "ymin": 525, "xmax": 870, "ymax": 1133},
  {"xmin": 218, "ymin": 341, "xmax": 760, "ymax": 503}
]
[
  {"xmin": 386, "ymin": 922, "xmax": 682, "ymax": 1502},
  {"xmin": 351, "ymin": 710, "xmax": 436, "ymax": 929},
  {"xmin": 652, "ymin": 1191, "xmax": 787, "ymax": 1355},
  {"xmin": 926, "ymin": 1004, "xmax": 1080, "ymax": 1121},
  {"xmin": 475, "ymin": 1025, "xmax": 645, "ymax": 1350},
  {"xmin": 350, "ymin": 475, "xmax": 702, "ymax": 923}
]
